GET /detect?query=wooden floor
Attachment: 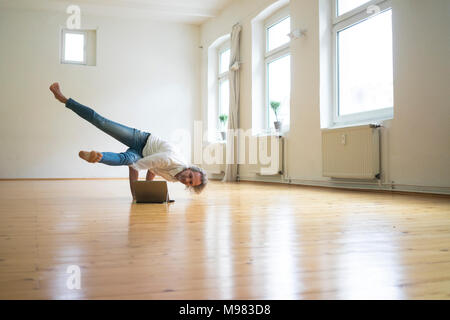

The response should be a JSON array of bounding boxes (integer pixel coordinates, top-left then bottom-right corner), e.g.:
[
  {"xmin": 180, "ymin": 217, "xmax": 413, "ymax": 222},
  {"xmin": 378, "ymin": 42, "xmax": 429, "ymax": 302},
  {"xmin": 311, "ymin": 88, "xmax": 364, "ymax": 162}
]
[{"xmin": 0, "ymin": 180, "xmax": 449, "ymax": 300}]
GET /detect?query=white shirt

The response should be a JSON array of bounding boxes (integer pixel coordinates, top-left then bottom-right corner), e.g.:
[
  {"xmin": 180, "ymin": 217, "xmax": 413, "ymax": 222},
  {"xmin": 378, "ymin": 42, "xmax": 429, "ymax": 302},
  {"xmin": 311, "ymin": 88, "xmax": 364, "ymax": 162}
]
[{"xmin": 130, "ymin": 134, "xmax": 187, "ymax": 182}]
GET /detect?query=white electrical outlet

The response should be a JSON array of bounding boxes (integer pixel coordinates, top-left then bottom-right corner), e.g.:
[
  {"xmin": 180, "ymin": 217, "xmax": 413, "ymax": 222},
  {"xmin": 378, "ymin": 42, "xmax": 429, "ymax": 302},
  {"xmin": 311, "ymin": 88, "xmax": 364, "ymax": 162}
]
[{"xmin": 341, "ymin": 134, "xmax": 346, "ymax": 145}]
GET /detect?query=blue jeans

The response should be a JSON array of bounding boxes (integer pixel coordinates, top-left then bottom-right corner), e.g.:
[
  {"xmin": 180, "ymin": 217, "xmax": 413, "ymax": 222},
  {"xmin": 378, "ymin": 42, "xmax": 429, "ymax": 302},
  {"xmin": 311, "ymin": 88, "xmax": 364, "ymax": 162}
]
[{"xmin": 66, "ymin": 98, "xmax": 150, "ymax": 166}]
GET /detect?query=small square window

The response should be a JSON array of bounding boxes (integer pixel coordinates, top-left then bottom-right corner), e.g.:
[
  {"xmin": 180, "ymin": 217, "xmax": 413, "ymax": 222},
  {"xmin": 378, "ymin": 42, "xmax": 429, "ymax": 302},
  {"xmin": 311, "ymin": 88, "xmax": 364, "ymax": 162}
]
[{"xmin": 61, "ymin": 29, "xmax": 86, "ymax": 64}]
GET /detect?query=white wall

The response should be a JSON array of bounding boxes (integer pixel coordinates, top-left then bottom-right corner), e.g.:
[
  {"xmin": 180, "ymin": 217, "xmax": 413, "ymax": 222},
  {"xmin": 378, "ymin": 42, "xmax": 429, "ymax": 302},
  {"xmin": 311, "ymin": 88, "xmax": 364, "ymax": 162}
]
[
  {"xmin": 0, "ymin": 7, "xmax": 200, "ymax": 178},
  {"xmin": 200, "ymin": 0, "xmax": 450, "ymax": 193},
  {"xmin": 389, "ymin": 0, "xmax": 450, "ymax": 189}
]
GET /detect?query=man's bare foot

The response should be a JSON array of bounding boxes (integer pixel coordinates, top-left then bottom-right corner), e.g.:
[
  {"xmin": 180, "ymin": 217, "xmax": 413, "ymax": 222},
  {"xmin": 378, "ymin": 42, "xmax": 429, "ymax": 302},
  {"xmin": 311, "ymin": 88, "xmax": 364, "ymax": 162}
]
[
  {"xmin": 49, "ymin": 82, "xmax": 68, "ymax": 104},
  {"xmin": 79, "ymin": 151, "xmax": 103, "ymax": 163}
]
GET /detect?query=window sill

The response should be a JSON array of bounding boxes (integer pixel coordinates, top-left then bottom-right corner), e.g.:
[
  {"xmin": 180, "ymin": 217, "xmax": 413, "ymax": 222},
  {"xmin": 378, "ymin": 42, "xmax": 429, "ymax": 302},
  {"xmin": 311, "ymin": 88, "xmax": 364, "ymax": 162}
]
[
  {"xmin": 252, "ymin": 128, "xmax": 289, "ymax": 137},
  {"xmin": 206, "ymin": 127, "xmax": 290, "ymax": 143},
  {"xmin": 328, "ymin": 116, "xmax": 393, "ymax": 130},
  {"xmin": 206, "ymin": 139, "xmax": 226, "ymax": 144}
]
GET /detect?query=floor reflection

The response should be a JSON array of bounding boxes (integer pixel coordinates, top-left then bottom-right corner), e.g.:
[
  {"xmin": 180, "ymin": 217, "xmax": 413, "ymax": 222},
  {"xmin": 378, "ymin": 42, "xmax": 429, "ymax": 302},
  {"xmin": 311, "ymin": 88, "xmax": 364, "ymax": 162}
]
[
  {"xmin": 10, "ymin": 180, "xmax": 445, "ymax": 299},
  {"xmin": 334, "ymin": 204, "xmax": 404, "ymax": 299}
]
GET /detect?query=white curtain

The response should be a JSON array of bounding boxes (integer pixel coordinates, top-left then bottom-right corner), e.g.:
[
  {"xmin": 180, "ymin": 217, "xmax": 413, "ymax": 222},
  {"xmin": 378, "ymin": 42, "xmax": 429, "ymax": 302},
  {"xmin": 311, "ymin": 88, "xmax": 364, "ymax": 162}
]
[{"xmin": 222, "ymin": 23, "xmax": 242, "ymax": 182}]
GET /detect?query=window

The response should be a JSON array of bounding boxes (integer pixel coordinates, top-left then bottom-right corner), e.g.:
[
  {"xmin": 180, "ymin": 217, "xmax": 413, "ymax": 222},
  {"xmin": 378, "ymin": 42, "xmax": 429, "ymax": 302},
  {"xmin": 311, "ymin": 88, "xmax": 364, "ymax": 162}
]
[
  {"xmin": 219, "ymin": 79, "xmax": 229, "ymax": 120},
  {"xmin": 218, "ymin": 46, "xmax": 230, "ymax": 132},
  {"xmin": 61, "ymin": 29, "xmax": 86, "ymax": 64},
  {"xmin": 267, "ymin": 55, "xmax": 290, "ymax": 129},
  {"xmin": 336, "ymin": 0, "xmax": 371, "ymax": 16},
  {"xmin": 207, "ymin": 35, "xmax": 230, "ymax": 142},
  {"xmin": 333, "ymin": 0, "xmax": 393, "ymax": 124},
  {"xmin": 219, "ymin": 48, "xmax": 230, "ymax": 74},
  {"xmin": 267, "ymin": 16, "xmax": 290, "ymax": 51},
  {"xmin": 265, "ymin": 11, "xmax": 290, "ymax": 132}
]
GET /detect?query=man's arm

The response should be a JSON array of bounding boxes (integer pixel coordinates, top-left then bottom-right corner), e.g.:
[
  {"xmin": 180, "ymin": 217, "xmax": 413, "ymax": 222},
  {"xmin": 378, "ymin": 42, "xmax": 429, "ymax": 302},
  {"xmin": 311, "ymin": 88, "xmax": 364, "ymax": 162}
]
[
  {"xmin": 129, "ymin": 166, "xmax": 139, "ymax": 200},
  {"xmin": 146, "ymin": 170, "xmax": 156, "ymax": 181}
]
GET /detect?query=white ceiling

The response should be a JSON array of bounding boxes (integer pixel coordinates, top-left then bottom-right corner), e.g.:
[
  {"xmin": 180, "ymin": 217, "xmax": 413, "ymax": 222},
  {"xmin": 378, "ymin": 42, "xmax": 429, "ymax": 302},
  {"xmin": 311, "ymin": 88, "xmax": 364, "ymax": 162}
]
[{"xmin": 0, "ymin": 0, "xmax": 235, "ymax": 24}]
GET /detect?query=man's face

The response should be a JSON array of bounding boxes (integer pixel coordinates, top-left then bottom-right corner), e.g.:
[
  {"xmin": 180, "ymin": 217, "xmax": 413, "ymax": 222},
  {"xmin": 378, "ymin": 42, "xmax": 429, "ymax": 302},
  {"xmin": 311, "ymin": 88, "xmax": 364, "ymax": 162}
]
[{"xmin": 178, "ymin": 169, "xmax": 202, "ymax": 187}]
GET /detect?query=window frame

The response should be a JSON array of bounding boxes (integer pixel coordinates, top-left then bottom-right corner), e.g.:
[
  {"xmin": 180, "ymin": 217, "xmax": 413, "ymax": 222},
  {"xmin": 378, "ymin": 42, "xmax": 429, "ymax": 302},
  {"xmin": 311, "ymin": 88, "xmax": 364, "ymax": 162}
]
[
  {"xmin": 264, "ymin": 7, "xmax": 291, "ymax": 131},
  {"xmin": 332, "ymin": 0, "xmax": 393, "ymax": 126},
  {"xmin": 217, "ymin": 42, "xmax": 230, "ymax": 131},
  {"xmin": 61, "ymin": 28, "xmax": 87, "ymax": 65}
]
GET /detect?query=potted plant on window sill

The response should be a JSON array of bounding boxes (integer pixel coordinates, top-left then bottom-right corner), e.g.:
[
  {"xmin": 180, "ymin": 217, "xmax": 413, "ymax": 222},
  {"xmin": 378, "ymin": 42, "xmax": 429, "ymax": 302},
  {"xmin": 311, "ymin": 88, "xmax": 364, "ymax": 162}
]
[
  {"xmin": 270, "ymin": 101, "xmax": 282, "ymax": 132},
  {"xmin": 219, "ymin": 114, "xmax": 228, "ymax": 141}
]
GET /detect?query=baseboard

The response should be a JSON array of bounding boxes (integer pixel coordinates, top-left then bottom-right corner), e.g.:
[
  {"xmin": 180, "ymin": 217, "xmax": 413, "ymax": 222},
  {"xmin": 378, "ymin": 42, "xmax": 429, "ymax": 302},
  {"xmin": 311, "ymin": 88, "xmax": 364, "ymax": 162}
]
[
  {"xmin": 2, "ymin": 176, "xmax": 449, "ymax": 196},
  {"xmin": 206, "ymin": 173, "xmax": 225, "ymax": 181},
  {"xmin": 238, "ymin": 175, "xmax": 450, "ymax": 196}
]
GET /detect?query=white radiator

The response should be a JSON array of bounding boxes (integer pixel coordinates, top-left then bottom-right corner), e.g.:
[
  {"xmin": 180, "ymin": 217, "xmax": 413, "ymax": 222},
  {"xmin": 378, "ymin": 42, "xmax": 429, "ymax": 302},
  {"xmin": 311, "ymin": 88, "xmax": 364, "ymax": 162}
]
[
  {"xmin": 248, "ymin": 135, "xmax": 284, "ymax": 176},
  {"xmin": 202, "ymin": 142, "xmax": 226, "ymax": 175},
  {"xmin": 322, "ymin": 125, "xmax": 380, "ymax": 179},
  {"xmin": 202, "ymin": 135, "xmax": 284, "ymax": 176}
]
